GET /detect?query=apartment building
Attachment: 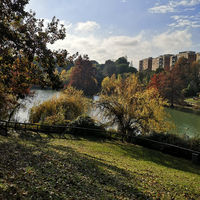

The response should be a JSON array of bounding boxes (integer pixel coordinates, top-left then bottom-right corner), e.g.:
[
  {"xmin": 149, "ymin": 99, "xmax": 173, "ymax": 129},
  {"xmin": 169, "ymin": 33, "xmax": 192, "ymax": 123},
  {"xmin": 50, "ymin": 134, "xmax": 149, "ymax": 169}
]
[
  {"xmin": 139, "ymin": 57, "xmax": 152, "ymax": 71},
  {"xmin": 139, "ymin": 51, "xmax": 199, "ymax": 71},
  {"xmin": 176, "ymin": 51, "xmax": 196, "ymax": 65},
  {"xmin": 152, "ymin": 54, "xmax": 173, "ymax": 70},
  {"xmin": 170, "ymin": 55, "xmax": 177, "ymax": 67},
  {"xmin": 196, "ymin": 52, "xmax": 200, "ymax": 62}
]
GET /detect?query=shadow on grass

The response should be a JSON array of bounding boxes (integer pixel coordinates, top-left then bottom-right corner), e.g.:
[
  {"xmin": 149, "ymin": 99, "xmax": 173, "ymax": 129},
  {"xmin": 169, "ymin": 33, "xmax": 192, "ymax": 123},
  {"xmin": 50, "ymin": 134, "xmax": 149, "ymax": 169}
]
[
  {"xmin": 18, "ymin": 130, "xmax": 200, "ymax": 176},
  {"xmin": 111, "ymin": 140, "xmax": 200, "ymax": 176},
  {"xmin": 0, "ymin": 135, "xmax": 152, "ymax": 200}
]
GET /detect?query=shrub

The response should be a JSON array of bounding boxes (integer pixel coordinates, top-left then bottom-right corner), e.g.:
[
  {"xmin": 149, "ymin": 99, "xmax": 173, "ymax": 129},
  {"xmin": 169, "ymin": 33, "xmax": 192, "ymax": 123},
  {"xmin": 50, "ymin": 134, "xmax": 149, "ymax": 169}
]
[
  {"xmin": 68, "ymin": 115, "xmax": 105, "ymax": 135},
  {"xmin": 29, "ymin": 87, "xmax": 91, "ymax": 125}
]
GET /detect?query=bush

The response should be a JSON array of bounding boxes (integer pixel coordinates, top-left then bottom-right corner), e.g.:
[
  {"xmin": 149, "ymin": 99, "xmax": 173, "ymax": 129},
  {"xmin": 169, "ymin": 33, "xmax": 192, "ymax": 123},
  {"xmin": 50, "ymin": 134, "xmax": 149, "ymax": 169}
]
[
  {"xmin": 29, "ymin": 87, "xmax": 91, "ymax": 125},
  {"xmin": 68, "ymin": 115, "xmax": 105, "ymax": 135},
  {"xmin": 142, "ymin": 132, "xmax": 200, "ymax": 152}
]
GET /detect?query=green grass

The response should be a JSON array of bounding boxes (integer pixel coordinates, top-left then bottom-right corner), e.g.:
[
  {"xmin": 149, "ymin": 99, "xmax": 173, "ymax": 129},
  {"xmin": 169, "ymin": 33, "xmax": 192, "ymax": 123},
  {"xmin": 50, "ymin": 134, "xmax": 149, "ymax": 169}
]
[
  {"xmin": 185, "ymin": 97, "xmax": 200, "ymax": 104},
  {"xmin": 0, "ymin": 131, "xmax": 200, "ymax": 199}
]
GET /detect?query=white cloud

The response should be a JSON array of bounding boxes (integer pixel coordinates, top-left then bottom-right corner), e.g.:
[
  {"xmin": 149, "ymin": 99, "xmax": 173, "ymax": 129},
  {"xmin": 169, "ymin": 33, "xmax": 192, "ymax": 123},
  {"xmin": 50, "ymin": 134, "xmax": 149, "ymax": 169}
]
[
  {"xmin": 169, "ymin": 14, "xmax": 200, "ymax": 28},
  {"xmin": 48, "ymin": 20, "xmax": 195, "ymax": 69},
  {"xmin": 149, "ymin": 4, "xmax": 177, "ymax": 14},
  {"xmin": 103, "ymin": 35, "xmax": 141, "ymax": 47},
  {"xmin": 184, "ymin": 8, "xmax": 195, "ymax": 11},
  {"xmin": 149, "ymin": 0, "xmax": 200, "ymax": 13},
  {"xmin": 75, "ymin": 21, "xmax": 100, "ymax": 32},
  {"xmin": 152, "ymin": 29, "xmax": 192, "ymax": 52}
]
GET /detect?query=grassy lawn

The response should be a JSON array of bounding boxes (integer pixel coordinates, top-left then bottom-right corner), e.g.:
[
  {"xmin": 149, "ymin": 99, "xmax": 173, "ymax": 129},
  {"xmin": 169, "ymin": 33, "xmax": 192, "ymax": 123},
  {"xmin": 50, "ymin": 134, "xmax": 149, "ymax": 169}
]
[
  {"xmin": 0, "ymin": 131, "xmax": 200, "ymax": 199},
  {"xmin": 185, "ymin": 97, "xmax": 200, "ymax": 104}
]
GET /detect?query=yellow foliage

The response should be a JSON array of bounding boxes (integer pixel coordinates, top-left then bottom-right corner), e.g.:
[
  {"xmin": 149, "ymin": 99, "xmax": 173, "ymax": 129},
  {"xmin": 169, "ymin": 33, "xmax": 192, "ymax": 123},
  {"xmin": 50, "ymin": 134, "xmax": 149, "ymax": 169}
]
[
  {"xmin": 29, "ymin": 86, "xmax": 91, "ymax": 125},
  {"xmin": 95, "ymin": 74, "xmax": 175, "ymax": 135}
]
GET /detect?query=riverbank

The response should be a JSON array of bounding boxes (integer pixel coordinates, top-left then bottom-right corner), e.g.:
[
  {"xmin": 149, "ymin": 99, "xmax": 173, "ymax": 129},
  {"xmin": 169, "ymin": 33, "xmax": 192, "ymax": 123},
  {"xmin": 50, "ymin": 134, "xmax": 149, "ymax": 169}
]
[{"xmin": 170, "ymin": 103, "xmax": 200, "ymax": 114}]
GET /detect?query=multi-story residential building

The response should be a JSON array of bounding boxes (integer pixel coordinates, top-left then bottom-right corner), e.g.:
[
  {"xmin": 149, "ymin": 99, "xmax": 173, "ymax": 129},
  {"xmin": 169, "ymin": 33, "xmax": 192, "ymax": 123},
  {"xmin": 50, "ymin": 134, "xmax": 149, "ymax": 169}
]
[
  {"xmin": 170, "ymin": 55, "xmax": 177, "ymax": 67},
  {"xmin": 139, "ymin": 51, "xmax": 199, "ymax": 71},
  {"xmin": 152, "ymin": 54, "xmax": 173, "ymax": 70},
  {"xmin": 139, "ymin": 60, "xmax": 143, "ymax": 71},
  {"xmin": 176, "ymin": 51, "xmax": 196, "ymax": 65},
  {"xmin": 139, "ymin": 57, "xmax": 152, "ymax": 71},
  {"xmin": 196, "ymin": 52, "xmax": 200, "ymax": 62}
]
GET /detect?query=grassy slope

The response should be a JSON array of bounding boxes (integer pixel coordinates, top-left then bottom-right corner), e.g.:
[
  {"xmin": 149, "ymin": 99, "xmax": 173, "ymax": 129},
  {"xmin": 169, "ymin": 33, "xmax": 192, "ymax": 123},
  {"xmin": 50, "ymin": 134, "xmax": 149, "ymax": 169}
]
[{"xmin": 0, "ymin": 132, "xmax": 200, "ymax": 200}]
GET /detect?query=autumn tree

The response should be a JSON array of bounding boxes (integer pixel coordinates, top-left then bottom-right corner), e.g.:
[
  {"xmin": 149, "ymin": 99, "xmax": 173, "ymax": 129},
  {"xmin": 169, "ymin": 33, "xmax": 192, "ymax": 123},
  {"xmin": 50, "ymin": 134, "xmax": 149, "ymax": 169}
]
[
  {"xmin": 174, "ymin": 56, "xmax": 191, "ymax": 88},
  {"xmin": 0, "ymin": 0, "xmax": 76, "ymax": 120},
  {"xmin": 95, "ymin": 74, "xmax": 174, "ymax": 135},
  {"xmin": 101, "ymin": 74, "xmax": 117, "ymax": 94},
  {"xmin": 148, "ymin": 68, "xmax": 184, "ymax": 107},
  {"xmin": 190, "ymin": 61, "xmax": 200, "ymax": 89},
  {"xmin": 69, "ymin": 55, "xmax": 97, "ymax": 95}
]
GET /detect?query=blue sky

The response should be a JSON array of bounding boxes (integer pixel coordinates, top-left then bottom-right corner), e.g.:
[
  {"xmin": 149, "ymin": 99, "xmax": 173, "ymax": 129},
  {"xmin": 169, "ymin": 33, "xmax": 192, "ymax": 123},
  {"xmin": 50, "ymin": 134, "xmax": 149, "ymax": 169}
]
[{"xmin": 26, "ymin": 0, "xmax": 200, "ymax": 69}]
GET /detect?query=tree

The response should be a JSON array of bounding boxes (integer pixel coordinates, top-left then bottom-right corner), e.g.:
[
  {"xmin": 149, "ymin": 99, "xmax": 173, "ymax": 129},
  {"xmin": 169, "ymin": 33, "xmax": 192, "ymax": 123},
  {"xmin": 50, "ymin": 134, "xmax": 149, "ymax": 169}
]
[
  {"xmin": 60, "ymin": 67, "xmax": 75, "ymax": 86},
  {"xmin": 103, "ymin": 60, "xmax": 117, "ymax": 77},
  {"xmin": 101, "ymin": 74, "xmax": 117, "ymax": 94},
  {"xmin": 69, "ymin": 55, "xmax": 97, "ymax": 95},
  {"xmin": 155, "ymin": 67, "xmax": 164, "ymax": 74},
  {"xmin": 174, "ymin": 56, "xmax": 191, "ymax": 88},
  {"xmin": 137, "ymin": 69, "xmax": 155, "ymax": 85},
  {"xmin": 127, "ymin": 66, "xmax": 137, "ymax": 74},
  {"xmin": 116, "ymin": 57, "xmax": 129, "ymax": 75},
  {"xmin": 115, "ymin": 56, "xmax": 129, "ymax": 66},
  {"xmin": 148, "ymin": 68, "xmax": 184, "ymax": 107},
  {"xmin": 191, "ymin": 61, "xmax": 200, "ymax": 89},
  {"xmin": 117, "ymin": 64, "xmax": 129, "ymax": 74},
  {"xmin": 95, "ymin": 74, "xmax": 174, "ymax": 135},
  {"xmin": 0, "ymin": 0, "xmax": 76, "ymax": 120}
]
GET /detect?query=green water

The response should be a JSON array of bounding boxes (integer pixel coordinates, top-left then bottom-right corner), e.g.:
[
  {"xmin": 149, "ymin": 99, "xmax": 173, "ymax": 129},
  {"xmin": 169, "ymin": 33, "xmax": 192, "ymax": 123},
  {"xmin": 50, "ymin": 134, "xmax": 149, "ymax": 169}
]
[{"xmin": 165, "ymin": 107, "xmax": 200, "ymax": 137}]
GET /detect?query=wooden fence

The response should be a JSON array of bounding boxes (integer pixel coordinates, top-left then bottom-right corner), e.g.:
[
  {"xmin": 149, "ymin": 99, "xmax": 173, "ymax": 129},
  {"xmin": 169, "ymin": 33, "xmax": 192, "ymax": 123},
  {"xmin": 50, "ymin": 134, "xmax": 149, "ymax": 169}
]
[{"xmin": 0, "ymin": 120, "xmax": 199, "ymax": 163}]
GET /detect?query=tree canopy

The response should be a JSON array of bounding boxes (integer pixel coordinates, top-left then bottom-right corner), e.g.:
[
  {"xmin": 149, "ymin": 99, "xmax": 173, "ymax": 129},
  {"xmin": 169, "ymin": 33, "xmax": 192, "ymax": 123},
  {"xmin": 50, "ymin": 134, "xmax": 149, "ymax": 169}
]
[
  {"xmin": 95, "ymin": 74, "xmax": 174, "ymax": 135},
  {"xmin": 0, "ymin": 0, "xmax": 76, "ymax": 120},
  {"xmin": 69, "ymin": 55, "xmax": 97, "ymax": 95}
]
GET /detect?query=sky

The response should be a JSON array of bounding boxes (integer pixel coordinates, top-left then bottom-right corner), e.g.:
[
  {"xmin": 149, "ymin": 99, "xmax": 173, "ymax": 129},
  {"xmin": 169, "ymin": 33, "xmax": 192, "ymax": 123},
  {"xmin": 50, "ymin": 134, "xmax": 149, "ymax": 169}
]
[{"xmin": 25, "ymin": 0, "xmax": 200, "ymax": 69}]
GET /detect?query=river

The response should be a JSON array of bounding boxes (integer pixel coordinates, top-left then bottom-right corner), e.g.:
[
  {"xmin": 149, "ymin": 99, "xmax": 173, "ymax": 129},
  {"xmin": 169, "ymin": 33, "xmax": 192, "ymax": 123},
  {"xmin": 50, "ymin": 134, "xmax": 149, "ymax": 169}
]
[{"xmin": 14, "ymin": 89, "xmax": 200, "ymax": 137}]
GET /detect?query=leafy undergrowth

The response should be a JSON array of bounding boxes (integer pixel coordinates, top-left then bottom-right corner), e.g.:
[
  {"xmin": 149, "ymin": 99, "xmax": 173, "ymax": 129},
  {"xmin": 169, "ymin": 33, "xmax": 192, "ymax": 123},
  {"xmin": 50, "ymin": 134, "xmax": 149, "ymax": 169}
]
[{"xmin": 0, "ymin": 131, "xmax": 200, "ymax": 200}]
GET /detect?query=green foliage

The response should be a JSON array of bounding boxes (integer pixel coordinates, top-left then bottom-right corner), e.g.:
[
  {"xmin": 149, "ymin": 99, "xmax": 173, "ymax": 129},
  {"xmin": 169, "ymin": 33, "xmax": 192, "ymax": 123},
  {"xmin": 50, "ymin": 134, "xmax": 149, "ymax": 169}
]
[
  {"xmin": 115, "ymin": 56, "xmax": 129, "ymax": 66},
  {"xmin": 69, "ymin": 115, "xmax": 105, "ymax": 135},
  {"xmin": 155, "ymin": 67, "xmax": 164, "ymax": 74},
  {"xmin": 144, "ymin": 132, "xmax": 200, "ymax": 152},
  {"xmin": 137, "ymin": 69, "xmax": 155, "ymax": 85},
  {"xmin": 183, "ymin": 81, "xmax": 198, "ymax": 97},
  {"xmin": 29, "ymin": 87, "xmax": 91, "ymax": 125},
  {"xmin": 117, "ymin": 63, "xmax": 129, "ymax": 74},
  {"xmin": 127, "ymin": 66, "xmax": 137, "ymax": 73},
  {"xmin": 103, "ymin": 60, "xmax": 117, "ymax": 77}
]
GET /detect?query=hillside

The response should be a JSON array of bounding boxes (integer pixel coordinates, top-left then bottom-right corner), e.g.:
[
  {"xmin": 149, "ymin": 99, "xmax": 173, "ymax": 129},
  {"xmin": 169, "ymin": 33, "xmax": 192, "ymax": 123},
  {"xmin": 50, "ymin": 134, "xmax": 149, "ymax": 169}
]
[{"xmin": 0, "ymin": 131, "xmax": 200, "ymax": 199}]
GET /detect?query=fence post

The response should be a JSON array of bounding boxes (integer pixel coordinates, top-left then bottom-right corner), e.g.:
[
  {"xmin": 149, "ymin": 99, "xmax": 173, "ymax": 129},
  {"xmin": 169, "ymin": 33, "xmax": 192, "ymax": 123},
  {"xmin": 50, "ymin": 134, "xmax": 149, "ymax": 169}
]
[
  {"xmin": 192, "ymin": 153, "xmax": 199, "ymax": 164},
  {"xmin": 25, "ymin": 124, "xmax": 26, "ymax": 132},
  {"xmin": 5, "ymin": 122, "xmax": 8, "ymax": 136}
]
